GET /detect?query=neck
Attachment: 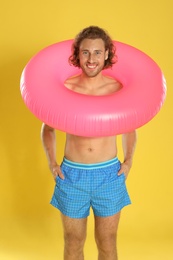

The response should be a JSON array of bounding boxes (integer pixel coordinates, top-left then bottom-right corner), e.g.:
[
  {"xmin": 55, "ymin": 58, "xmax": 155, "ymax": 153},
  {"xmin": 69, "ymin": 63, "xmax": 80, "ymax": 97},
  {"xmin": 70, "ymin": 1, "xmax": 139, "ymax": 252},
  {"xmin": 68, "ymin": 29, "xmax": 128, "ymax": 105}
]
[{"xmin": 79, "ymin": 72, "xmax": 105, "ymax": 90}]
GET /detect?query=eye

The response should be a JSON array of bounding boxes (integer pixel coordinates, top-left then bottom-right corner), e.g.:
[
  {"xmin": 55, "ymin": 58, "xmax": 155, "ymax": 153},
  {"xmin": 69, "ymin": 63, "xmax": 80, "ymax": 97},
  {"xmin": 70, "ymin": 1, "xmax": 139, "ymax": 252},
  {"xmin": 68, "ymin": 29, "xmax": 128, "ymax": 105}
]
[
  {"xmin": 82, "ymin": 51, "xmax": 89, "ymax": 55},
  {"xmin": 95, "ymin": 50, "xmax": 102, "ymax": 55}
]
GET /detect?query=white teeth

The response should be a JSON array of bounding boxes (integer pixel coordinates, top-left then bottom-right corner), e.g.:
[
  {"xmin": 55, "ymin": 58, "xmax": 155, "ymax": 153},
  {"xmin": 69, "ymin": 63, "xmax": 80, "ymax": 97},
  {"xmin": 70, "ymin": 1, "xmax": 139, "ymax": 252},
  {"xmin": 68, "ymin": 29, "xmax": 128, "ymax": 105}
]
[{"xmin": 87, "ymin": 64, "xmax": 96, "ymax": 69}]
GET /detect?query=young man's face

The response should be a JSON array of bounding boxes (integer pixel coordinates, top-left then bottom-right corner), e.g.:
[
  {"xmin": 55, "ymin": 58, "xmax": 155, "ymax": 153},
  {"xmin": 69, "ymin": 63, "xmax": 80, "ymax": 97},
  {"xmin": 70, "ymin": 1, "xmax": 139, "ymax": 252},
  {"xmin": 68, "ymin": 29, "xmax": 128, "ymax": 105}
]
[{"xmin": 78, "ymin": 38, "xmax": 108, "ymax": 78}]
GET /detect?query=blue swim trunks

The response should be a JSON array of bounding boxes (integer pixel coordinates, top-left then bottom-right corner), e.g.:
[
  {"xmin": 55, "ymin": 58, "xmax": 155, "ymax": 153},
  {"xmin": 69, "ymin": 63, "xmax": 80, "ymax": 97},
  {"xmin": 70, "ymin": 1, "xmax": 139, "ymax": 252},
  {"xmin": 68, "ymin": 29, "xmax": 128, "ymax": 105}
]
[{"xmin": 50, "ymin": 157, "xmax": 131, "ymax": 218}]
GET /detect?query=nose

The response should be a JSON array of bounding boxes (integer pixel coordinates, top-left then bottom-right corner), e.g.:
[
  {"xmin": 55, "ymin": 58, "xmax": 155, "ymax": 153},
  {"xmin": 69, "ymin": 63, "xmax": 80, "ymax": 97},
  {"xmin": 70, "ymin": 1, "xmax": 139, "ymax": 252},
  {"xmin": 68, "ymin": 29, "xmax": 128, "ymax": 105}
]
[{"xmin": 88, "ymin": 53, "xmax": 95, "ymax": 63}]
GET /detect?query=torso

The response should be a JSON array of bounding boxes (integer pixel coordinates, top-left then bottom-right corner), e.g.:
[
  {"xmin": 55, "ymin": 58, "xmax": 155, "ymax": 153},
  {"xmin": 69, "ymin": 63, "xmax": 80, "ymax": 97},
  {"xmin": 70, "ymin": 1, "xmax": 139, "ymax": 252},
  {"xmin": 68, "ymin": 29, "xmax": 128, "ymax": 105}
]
[
  {"xmin": 64, "ymin": 74, "xmax": 122, "ymax": 163},
  {"xmin": 64, "ymin": 74, "xmax": 122, "ymax": 95},
  {"xmin": 64, "ymin": 134, "xmax": 117, "ymax": 163}
]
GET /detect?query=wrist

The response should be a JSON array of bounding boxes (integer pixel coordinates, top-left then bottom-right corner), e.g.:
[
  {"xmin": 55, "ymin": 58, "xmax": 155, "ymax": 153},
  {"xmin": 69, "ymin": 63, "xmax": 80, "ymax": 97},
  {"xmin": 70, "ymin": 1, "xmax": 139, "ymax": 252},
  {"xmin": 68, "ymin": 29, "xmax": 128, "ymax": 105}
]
[
  {"xmin": 49, "ymin": 161, "xmax": 58, "ymax": 170},
  {"xmin": 123, "ymin": 158, "xmax": 133, "ymax": 167}
]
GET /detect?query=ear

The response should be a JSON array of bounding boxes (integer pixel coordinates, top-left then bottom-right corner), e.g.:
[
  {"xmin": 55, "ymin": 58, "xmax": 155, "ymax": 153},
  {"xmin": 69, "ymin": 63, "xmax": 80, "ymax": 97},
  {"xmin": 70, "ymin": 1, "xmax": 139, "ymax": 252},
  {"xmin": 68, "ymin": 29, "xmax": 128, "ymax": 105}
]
[{"xmin": 105, "ymin": 49, "xmax": 109, "ymax": 60}]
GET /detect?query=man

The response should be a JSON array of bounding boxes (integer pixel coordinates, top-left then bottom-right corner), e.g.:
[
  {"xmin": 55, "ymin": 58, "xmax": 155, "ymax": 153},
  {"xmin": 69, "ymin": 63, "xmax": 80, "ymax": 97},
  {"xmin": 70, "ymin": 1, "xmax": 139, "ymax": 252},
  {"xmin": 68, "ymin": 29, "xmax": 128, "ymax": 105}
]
[{"xmin": 41, "ymin": 26, "xmax": 137, "ymax": 260}]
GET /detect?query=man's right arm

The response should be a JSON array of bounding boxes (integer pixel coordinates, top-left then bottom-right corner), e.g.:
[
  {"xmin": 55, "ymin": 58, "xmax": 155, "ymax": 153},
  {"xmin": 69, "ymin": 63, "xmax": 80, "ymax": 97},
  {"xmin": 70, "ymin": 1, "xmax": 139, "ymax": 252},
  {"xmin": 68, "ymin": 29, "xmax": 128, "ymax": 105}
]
[{"xmin": 41, "ymin": 123, "xmax": 64, "ymax": 180}]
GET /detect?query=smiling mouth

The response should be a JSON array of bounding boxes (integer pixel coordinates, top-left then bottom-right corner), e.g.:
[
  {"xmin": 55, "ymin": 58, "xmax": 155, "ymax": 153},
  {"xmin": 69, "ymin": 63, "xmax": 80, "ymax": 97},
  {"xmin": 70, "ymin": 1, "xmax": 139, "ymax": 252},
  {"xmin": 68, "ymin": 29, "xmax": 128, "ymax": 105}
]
[{"xmin": 86, "ymin": 64, "xmax": 97, "ymax": 69}]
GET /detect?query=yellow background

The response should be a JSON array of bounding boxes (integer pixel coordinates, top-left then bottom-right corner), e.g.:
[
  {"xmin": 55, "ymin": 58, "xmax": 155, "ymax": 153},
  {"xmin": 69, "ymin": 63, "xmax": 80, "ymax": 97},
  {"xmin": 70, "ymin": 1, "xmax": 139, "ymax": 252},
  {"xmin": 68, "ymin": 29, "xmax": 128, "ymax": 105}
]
[{"xmin": 1, "ymin": 0, "xmax": 172, "ymax": 259}]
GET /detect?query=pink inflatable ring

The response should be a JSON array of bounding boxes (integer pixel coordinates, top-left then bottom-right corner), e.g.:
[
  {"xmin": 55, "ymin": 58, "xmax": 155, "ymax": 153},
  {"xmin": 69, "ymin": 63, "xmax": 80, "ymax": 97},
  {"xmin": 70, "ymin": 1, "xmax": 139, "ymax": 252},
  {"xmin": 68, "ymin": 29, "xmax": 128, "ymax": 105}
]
[{"xmin": 20, "ymin": 40, "xmax": 166, "ymax": 137}]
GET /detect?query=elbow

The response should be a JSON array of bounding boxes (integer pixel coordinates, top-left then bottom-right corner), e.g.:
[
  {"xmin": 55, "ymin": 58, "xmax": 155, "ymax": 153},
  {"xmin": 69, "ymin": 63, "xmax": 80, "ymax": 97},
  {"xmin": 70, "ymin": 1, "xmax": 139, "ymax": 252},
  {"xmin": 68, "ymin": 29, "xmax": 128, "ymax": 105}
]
[
  {"xmin": 41, "ymin": 123, "xmax": 54, "ymax": 137},
  {"xmin": 41, "ymin": 123, "xmax": 54, "ymax": 131}
]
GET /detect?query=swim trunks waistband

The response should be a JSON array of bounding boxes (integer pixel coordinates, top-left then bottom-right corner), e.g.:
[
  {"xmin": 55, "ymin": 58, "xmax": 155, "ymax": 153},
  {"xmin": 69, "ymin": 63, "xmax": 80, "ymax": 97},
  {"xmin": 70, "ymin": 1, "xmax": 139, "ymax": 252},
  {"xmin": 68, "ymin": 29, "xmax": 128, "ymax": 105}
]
[{"xmin": 62, "ymin": 157, "xmax": 119, "ymax": 170}]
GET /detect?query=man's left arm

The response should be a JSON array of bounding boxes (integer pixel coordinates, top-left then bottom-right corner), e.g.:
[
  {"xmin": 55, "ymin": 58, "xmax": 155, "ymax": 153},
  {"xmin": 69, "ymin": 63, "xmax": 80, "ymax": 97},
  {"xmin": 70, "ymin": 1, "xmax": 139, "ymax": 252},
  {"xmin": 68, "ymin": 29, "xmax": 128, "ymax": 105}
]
[{"xmin": 118, "ymin": 130, "xmax": 137, "ymax": 178}]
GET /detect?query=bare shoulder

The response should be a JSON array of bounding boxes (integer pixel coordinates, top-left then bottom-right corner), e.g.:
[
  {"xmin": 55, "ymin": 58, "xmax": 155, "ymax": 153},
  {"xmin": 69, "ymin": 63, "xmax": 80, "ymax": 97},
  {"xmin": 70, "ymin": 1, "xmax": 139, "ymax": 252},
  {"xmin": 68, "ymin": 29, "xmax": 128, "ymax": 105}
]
[
  {"xmin": 64, "ymin": 75, "xmax": 80, "ymax": 90},
  {"xmin": 102, "ymin": 75, "xmax": 122, "ymax": 94},
  {"xmin": 64, "ymin": 75, "xmax": 90, "ymax": 94}
]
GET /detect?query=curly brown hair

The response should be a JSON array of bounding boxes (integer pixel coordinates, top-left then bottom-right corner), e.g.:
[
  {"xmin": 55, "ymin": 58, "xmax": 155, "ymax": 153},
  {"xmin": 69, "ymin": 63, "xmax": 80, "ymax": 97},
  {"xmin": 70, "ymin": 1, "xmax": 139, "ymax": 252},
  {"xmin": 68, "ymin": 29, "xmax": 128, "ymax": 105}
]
[{"xmin": 69, "ymin": 26, "xmax": 117, "ymax": 69}]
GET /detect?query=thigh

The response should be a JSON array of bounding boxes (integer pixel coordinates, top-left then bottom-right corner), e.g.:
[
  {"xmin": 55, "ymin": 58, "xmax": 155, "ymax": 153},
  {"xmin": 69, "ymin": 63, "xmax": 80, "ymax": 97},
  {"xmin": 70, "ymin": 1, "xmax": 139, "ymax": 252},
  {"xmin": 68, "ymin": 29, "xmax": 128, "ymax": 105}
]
[
  {"xmin": 51, "ymin": 164, "xmax": 91, "ymax": 218},
  {"xmin": 61, "ymin": 213, "xmax": 88, "ymax": 240},
  {"xmin": 94, "ymin": 212, "xmax": 121, "ymax": 241},
  {"xmin": 91, "ymin": 166, "xmax": 131, "ymax": 217}
]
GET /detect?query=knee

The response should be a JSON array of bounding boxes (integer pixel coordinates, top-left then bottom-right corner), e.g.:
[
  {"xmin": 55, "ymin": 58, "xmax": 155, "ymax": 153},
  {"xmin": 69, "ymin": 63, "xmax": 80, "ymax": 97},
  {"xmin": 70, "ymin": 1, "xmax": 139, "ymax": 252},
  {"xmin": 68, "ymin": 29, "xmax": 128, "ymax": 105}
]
[
  {"xmin": 64, "ymin": 231, "xmax": 86, "ymax": 251},
  {"xmin": 95, "ymin": 233, "xmax": 117, "ymax": 255}
]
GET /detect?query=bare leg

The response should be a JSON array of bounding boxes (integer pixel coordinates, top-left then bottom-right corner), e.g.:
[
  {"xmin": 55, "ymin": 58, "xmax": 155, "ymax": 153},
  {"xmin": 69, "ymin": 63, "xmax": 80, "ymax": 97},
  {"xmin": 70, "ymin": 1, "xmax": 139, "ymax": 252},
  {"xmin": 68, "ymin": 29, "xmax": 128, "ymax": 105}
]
[
  {"xmin": 94, "ymin": 212, "xmax": 121, "ymax": 260},
  {"xmin": 61, "ymin": 214, "xmax": 87, "ymax": 260}
]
